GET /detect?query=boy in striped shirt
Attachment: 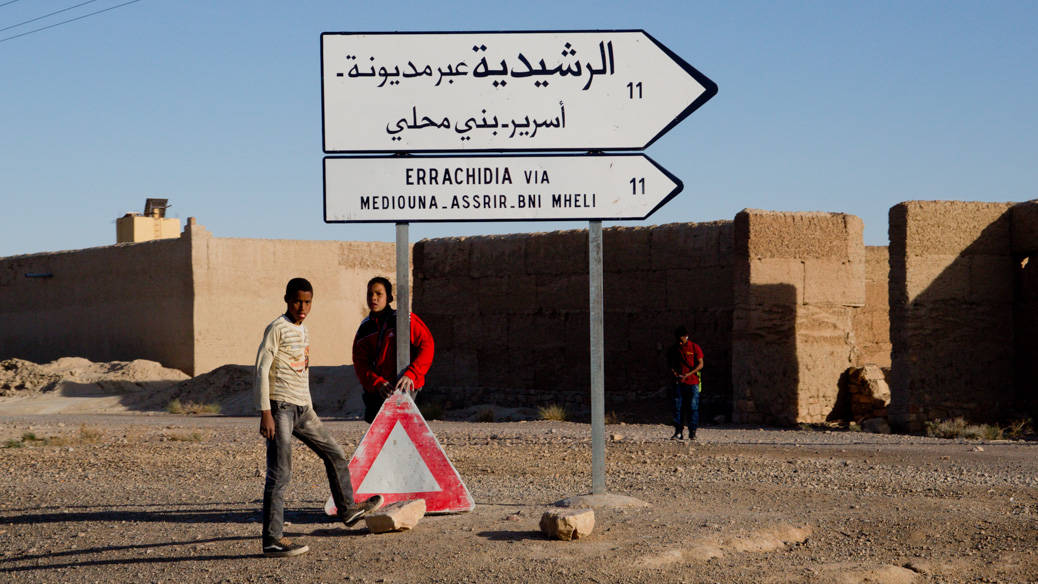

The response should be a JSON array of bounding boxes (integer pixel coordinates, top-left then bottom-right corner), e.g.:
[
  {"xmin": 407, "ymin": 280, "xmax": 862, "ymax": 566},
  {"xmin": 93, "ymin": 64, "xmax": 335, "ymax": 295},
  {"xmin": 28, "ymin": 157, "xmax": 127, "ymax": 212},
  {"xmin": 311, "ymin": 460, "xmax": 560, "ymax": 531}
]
[{"xmin": 255, "ymin": 278, "xmax": 382, "ymax": 557}]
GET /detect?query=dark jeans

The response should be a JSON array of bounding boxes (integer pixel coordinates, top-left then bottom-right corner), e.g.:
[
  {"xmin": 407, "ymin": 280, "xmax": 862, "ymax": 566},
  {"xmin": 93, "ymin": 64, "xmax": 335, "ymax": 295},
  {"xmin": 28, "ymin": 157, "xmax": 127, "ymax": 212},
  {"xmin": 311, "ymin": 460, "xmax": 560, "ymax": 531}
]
[
  {"xmin": 262, "ymin": 400, "xmax": 354, "ymax": 541},
  {"xmin": 672, "ymin": 383, "xmax": 700, "ymax": 435},
  {"xmin": 363, "ymin": 389, "xmax": 420, "ymax": 422},
  {"xmin": 362, "ymin": 391, "xmax": 384, "ymax": 424}
]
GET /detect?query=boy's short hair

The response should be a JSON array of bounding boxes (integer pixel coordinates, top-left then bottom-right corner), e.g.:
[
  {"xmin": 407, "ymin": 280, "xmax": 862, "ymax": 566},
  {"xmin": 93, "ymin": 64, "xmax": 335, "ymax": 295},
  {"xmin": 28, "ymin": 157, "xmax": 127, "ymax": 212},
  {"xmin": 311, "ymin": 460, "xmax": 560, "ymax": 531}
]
[
  {"xmin": 674, "ymin": 325, "xmax": 689, "ymax": 339},
  {"xmin": 367, "ymin": 276, "xmax": 394, "ymax": 303},
  {"xmin": 285, "ymin": 278, "xmax": 313, "ymax": 299}
]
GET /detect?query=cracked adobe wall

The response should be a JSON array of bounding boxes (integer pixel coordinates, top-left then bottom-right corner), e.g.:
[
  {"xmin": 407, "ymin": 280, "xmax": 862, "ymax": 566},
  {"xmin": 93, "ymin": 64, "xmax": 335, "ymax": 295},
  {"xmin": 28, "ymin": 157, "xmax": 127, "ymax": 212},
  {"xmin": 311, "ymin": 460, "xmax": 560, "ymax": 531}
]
[
  {"xmin": 413, "ymin": 222, "xmax": 734, "ymax": 421},
  {"xmin": 888, "ymin": 201, "xmax": 1018, "ymax": 431},
  {"xmin": 1011, "ymin": 201, "xmax": 1038, "ymax": 420},
  {"xmin": 732, "ymin": 210, "xmax": 865, "ymax": 425},
  {"xmin": 852, "ymin": 246, "xmax": 892, "ymax": 368}
]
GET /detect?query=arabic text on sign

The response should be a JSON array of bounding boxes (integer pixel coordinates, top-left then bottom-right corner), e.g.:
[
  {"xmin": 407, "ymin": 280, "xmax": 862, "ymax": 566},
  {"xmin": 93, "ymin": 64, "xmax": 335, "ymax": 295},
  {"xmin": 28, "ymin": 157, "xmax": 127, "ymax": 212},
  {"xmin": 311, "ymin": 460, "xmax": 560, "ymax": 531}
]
[{"xmin": 338, "ymin": 41, "xmax": 615, "ymax": 91}]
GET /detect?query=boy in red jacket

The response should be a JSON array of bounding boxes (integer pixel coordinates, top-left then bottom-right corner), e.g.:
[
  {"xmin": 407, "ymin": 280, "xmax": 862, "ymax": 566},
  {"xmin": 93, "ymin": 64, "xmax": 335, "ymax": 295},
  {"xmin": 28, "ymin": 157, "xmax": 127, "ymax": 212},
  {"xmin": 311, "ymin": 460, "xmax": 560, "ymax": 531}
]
[{"xmin": 352, "ymin": 276, "xmax": 435, "ymax": 423}]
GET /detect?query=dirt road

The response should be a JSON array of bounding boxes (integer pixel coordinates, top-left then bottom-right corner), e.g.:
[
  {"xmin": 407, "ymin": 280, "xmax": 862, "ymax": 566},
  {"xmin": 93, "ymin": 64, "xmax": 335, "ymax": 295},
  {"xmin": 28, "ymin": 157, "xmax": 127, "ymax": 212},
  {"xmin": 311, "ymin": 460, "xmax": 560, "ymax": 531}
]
[{"xmin": 1, "ymin": 414, "xmax": 1035, "ymax": 583}]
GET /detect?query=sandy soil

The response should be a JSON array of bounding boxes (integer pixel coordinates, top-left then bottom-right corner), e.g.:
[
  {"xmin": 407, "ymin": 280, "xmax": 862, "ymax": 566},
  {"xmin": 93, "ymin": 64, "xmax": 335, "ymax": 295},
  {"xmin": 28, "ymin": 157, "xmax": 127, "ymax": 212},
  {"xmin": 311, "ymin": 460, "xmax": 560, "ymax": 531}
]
[{"xmin": 1, "ymin": 411, "xmax": 1036, "ymax": 584}]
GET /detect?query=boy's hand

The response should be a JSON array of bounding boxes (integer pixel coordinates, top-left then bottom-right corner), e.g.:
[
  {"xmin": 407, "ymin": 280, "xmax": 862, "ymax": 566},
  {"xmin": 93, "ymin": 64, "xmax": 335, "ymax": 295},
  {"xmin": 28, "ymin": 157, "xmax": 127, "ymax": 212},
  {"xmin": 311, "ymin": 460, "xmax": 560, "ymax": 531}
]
[
  {"xmin": 377, "ymin": 381, "xmax": 393, "ymax": 398},
  {"xmin": 259, "ymin": 410, "xmax": 275, "ymax": 439},
  {"xmin": 395, "ymin": 375, "xmax": 415, "ymax": 393}
]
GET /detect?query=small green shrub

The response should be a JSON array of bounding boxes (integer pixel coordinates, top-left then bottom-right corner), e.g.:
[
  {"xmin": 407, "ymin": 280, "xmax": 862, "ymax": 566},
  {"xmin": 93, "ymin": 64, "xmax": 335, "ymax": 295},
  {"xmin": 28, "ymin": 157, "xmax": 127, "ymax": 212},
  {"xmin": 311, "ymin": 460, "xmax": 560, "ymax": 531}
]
[
  {"xmin": 3, "ymin": 438, "xmax": 23, "ymax": 448},
  {"xmin": 538, "ymin": 404, "xmax": 567, "ymax": 422}
]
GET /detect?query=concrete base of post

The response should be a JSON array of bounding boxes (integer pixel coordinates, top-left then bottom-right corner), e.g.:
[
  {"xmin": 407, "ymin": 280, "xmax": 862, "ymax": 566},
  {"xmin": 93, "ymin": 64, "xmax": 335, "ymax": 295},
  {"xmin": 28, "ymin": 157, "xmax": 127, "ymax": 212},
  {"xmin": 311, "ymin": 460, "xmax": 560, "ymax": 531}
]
[{"xmin": 553, "ymin": 493, "xmax": 650, "ymax": 510}]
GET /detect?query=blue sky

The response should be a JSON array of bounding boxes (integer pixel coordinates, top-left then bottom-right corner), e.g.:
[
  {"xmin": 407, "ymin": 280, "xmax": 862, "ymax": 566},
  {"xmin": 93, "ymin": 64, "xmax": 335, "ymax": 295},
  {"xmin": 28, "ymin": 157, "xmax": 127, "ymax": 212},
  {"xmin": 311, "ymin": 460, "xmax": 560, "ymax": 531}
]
[{"xmin": 2, "ymin": 0, "xmax": 1036, "ymax": 257}]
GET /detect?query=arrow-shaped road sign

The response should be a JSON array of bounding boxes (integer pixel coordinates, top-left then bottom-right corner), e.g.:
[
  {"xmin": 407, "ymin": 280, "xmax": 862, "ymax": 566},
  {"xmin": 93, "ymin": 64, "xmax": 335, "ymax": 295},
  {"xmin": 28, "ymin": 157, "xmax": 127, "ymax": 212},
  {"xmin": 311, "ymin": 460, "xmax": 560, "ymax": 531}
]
[
  {"xmin": 321, "ymin": 30, "xmax": 716, "ymax": 153},
  {"xmin": 324, "ymin": 154, "xmax": 682, "ymax": 223}
]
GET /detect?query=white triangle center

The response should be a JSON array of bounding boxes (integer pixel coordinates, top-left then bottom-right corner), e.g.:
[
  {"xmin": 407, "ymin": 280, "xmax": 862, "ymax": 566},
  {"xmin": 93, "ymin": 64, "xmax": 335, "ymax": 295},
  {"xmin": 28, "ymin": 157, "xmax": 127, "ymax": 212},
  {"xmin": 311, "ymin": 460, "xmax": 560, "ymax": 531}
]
[{"xmin": 356, "ymin": 421, "xmax": 442, "ymax": 494}]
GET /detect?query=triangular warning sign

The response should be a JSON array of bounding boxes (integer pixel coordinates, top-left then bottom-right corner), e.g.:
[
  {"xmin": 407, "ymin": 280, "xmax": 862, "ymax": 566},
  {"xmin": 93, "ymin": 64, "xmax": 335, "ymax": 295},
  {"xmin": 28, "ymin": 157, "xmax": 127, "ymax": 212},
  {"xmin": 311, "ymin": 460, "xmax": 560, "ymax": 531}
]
[{"xmin": 328, "ymin": 392, "xmax": 473, "ymax": 515}]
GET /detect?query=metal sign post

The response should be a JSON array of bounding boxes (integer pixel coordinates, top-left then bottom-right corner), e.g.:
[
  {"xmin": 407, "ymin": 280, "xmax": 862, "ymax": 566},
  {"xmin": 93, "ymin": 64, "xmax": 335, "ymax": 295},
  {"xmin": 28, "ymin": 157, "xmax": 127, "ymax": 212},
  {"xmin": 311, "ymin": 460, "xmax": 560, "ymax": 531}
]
[
  {"xmin": 396, "ymin": 222, "xmax": 410, "ymax": 374},
  {"xmin": 588, "ymin": 220, "xmax": 605, "ymax": 494}
]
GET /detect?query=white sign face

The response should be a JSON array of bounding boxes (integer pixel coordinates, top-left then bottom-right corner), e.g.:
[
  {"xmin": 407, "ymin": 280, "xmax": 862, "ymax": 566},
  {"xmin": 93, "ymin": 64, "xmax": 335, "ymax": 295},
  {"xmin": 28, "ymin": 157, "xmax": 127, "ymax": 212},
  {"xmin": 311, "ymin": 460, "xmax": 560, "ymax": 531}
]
[
  {"xmin": 321, "ymin": 31, "xmax": 716, "ymax": 152},
  {"xmin": 324, "ymin": 154, "xmax": 681, "ymax": 222}
]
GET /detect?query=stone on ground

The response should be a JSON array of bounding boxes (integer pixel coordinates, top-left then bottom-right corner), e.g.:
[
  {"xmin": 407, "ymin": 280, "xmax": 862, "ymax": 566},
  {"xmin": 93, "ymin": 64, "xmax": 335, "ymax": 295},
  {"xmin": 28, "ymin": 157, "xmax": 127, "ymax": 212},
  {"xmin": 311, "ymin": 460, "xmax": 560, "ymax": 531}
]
[
  {"xmin": 364, "ymin": 499, "xmax": 426, "ymax": 533},
  {"xmin": 540, "ymin": 508, "xmax": 595, "ymax": 541},
  {"xmin": 862, "ymin": 417, "xmax": 892, "ymax": 434}
]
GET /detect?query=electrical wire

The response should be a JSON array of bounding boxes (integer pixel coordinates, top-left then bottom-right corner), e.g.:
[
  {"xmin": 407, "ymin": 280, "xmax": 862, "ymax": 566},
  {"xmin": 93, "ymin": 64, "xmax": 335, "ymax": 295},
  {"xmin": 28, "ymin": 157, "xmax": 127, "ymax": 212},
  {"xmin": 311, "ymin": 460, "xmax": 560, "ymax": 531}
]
[
  {"xmin": 1, "ymin": 0, "xmax": 100, "ymax": 33},
  {"xmin": 0, "ymin": 0, "xmax": 143, "ymax": 44},
  {"xmin": 0, "ymin": 0, "xmax": 28, "ymax": 8}
]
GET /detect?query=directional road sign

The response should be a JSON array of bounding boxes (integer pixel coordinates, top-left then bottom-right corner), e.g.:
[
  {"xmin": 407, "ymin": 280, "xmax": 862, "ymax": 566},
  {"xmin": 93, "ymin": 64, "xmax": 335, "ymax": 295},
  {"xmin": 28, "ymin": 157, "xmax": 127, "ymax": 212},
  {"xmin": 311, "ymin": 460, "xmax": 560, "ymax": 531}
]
[
  {"xmin": 324, "ymin": 154, "xmax": 682, "ymax": 223},
  {"xmin": 321, "ymin": 30, "xmax": 716, "ymax": 153}
]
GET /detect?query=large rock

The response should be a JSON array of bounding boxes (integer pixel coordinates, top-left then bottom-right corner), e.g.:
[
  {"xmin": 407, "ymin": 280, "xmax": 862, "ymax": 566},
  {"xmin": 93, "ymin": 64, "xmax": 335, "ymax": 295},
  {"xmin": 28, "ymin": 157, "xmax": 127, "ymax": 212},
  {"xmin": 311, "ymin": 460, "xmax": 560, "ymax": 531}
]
[
  {"xmin": 364, "ymin": 500, "xmax": 426, "ymax": 534},
  {"xmin": 540, "ymin": 508, "xmax": 595, "ymax": 541}
]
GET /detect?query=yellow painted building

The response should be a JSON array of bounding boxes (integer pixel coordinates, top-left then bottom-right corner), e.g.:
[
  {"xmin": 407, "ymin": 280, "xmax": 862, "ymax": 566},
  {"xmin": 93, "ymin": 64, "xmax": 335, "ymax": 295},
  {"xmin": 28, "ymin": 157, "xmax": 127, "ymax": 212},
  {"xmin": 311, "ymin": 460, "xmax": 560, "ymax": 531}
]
[{"xmin": 116, "ymin": 198, "xmax": 181, "ymax": 243}]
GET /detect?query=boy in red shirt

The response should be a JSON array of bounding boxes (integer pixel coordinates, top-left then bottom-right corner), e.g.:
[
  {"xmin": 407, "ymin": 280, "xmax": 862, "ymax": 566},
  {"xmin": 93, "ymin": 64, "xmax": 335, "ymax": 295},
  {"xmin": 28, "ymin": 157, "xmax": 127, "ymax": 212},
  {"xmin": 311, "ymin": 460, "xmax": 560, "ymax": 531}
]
[{"xmin": 667, "ymin": 325, "xmax": 704, "ymax": 441}]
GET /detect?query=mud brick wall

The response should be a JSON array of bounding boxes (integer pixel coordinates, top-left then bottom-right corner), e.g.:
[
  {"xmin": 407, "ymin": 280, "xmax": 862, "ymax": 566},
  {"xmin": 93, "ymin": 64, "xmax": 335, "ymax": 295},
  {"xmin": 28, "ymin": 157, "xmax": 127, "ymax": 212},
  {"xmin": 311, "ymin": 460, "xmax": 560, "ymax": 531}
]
[
  {"xmin": 1010, "ymin": 201, "xmax": 1038, "ymax": 420},
  {"xmin": 731, "ymin": 210, "xmax": 865, "ymax": 425},
  {"xmin": 0, "ymin": 237, "xmax": 195, "ymax": 372},
  {"xmin": 413, "ymin": 222, "xmax": 735, "ymax": 421},
  {"xmin": 888, "ymin": 201, "xmax": 1018, "ymax": 431},
  {"xmin": 852, "ymin": 246, "xmax": 892, "ymax": 367},
  {"xmin": 188, "ymin": 225, "xmax": 397, "ymax": 375},
  {"xmin": 0, "ymin": 222, "xmax": 397, "ymax": 376}
]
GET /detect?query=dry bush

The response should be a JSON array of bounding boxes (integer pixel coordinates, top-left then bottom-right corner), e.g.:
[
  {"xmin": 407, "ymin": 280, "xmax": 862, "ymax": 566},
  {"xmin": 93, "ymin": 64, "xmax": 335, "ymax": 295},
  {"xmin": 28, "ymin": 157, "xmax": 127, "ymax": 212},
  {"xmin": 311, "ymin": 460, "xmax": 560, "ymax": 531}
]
[
  {"xmin": 3, "ymin": 425, "xmax": 102, "ymax": 447},
  {"xmin": 78, "ymin": 425, "xmax": 103, "ymax": 443},
  {"xmin": 167, "ymin": 399, "xmax": 221, "ymax": 415},
  {"xmin": 1004, "ymin": 418, "xmax": 1034, "ymax": 439},
  {"xmin": 923, "ymin": 417, "xmax": 1027, "ymax": 440},
  {"xmin": 166, "ymin": 431, "xmax": 205, "ymax": 442},
  {"xmin": 538, "ymin": 404, "xmax": 568, "ymax": 422}
]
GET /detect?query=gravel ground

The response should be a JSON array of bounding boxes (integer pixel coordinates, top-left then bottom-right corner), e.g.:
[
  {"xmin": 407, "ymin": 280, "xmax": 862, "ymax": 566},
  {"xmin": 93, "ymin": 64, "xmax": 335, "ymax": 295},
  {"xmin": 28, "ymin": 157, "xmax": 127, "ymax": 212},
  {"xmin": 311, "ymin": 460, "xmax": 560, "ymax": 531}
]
[{"xmin": 1, "ymin": 414, "xmax": 1036, "ymax": 583}]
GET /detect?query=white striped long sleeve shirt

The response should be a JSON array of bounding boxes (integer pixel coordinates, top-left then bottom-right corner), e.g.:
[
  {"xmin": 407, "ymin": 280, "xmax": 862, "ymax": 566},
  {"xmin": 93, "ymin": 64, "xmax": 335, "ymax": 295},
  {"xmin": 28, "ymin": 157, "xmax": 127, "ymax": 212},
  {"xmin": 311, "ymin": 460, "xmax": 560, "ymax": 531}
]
[{"xmin": 254, "ymin": 315, "xmax": 312, "ymax": 411}]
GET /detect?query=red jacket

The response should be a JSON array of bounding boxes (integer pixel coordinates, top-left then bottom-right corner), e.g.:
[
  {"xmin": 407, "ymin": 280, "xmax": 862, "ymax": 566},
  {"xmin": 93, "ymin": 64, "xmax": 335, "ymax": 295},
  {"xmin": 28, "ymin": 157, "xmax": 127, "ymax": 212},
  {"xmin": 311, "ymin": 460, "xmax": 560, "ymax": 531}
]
[{"xmin": 352, "ymin": 309, "xmax": 434, "ymax": 394}]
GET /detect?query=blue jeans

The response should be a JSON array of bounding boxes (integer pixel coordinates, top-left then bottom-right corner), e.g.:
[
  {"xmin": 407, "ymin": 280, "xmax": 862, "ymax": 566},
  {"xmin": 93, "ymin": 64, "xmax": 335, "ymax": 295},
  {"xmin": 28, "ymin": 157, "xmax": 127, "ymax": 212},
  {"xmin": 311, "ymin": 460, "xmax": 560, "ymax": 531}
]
[
  {"xmin": 672, "ymin": 383, "xmax": 700, "ymax": 435},
  {"xmin": 262, "ymin": 400, "xmax": 355, "ymax": 541}
]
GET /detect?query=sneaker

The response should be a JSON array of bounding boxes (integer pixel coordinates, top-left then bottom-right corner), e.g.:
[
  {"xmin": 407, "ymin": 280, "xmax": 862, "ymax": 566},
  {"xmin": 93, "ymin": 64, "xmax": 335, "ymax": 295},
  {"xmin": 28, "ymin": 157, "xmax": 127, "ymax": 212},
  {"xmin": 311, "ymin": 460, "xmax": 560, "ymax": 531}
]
[
  {"xmin": 670, "ymin": 432, "xmax": 683, "ymax": 440},
  {"xmin": 262, "ymin": 537, "xmax": 309, "ymax": 557},
  {"xmin": 340, "ymin": 494, "xmax": 384, "ymax": 527}
]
